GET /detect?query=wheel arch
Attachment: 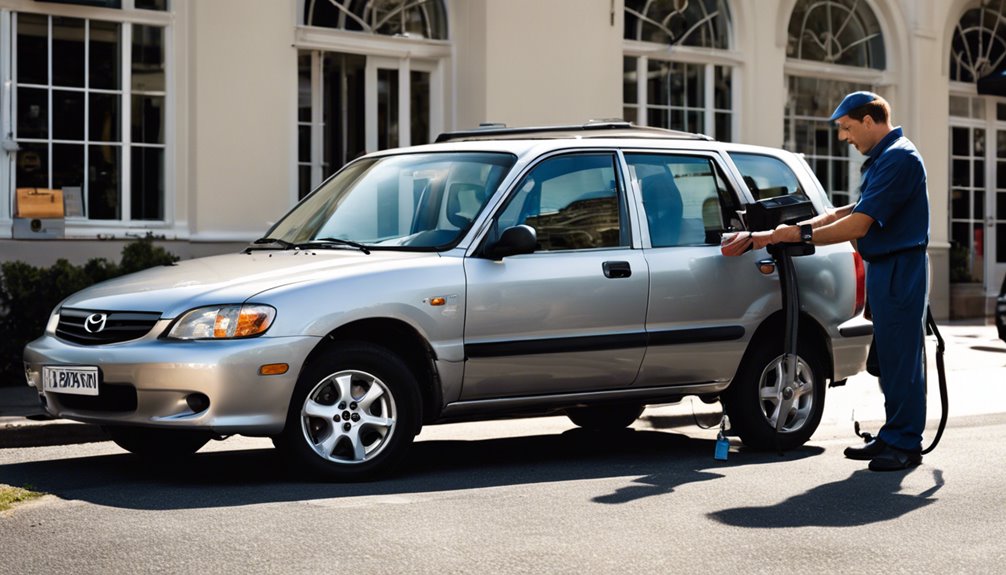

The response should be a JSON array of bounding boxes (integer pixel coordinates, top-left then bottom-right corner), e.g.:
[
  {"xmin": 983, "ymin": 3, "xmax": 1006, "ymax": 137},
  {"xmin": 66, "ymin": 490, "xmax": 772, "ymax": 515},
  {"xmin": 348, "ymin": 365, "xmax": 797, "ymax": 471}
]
[
  {"xmin": 304, "ymin": 318, "xmax": 443, "ymax": 430},
  {"xmin": 734, "ymin": 310, "xmax": 834, "ymax": 385}
]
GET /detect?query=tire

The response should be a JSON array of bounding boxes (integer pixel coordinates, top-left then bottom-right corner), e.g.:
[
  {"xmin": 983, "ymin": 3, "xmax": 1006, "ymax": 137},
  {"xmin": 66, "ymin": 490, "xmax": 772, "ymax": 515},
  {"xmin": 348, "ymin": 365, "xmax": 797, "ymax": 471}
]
[
  {"xmin": 566, "ymin": 403, "xmax": 644, "ymax": 431},
  {"xmin": 103, "ymin": 425, "xmax": 212, "ymax": 458},
  {"xmin": 722, "ymin": 336, "xmax": 826, "ymax": 451},
  {"xmin": 277, "ymin": 342, "xmax": 420, "ymax": 481}
]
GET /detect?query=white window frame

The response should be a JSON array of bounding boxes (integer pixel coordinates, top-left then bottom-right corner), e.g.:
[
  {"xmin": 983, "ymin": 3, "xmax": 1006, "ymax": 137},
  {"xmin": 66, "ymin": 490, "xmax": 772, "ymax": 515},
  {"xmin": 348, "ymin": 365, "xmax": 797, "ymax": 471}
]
[{"xmin": 1, "ymin": 1, "xmax": 174, "ymax": 238}]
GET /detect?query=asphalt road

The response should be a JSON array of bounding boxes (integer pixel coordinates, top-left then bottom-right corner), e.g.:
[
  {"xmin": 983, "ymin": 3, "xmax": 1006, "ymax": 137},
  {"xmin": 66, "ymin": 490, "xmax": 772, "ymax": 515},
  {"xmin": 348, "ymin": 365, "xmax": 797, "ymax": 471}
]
[{"xmin": 1, "ymin": 325, "xmax": 1004, "ymax": 575}]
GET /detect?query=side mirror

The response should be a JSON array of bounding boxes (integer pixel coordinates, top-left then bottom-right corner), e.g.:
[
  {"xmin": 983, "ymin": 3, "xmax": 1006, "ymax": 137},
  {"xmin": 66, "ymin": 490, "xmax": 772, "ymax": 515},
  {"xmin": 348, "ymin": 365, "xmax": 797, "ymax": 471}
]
[{"xmin": 485, "ymin": 225, "xmax": 537, "ymax": 260}]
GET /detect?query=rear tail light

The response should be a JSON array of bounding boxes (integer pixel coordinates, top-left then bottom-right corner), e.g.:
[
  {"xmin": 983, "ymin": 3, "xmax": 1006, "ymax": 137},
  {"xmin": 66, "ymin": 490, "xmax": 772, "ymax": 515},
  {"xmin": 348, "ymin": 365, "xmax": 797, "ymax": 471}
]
[{"xmin": 853, "ymin": 251, "xmax": 866, "ymax": 317}]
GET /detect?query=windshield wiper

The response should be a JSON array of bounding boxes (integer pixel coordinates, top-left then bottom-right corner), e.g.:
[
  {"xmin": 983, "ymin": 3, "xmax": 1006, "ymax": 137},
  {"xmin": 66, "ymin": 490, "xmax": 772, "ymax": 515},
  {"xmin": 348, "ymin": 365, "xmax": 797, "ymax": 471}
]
[
  {"xmin": 298, "ymin": 237, "xmax": 371, "ymax": 255},
  {"xmin": 246, "ymin": 237, "xmax": 296, "ymax": 252}
]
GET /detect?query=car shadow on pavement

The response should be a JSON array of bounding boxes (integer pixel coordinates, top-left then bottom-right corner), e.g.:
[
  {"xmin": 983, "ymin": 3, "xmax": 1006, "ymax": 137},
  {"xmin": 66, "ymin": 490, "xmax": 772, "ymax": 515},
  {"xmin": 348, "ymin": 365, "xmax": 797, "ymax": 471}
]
[
  {"xmin": 0, "ymin": 427, "xmax": 822, "ymax": 511},
  {"xmin": 708, "ymin": 467, "xmax": 945, "ymax": 528}
]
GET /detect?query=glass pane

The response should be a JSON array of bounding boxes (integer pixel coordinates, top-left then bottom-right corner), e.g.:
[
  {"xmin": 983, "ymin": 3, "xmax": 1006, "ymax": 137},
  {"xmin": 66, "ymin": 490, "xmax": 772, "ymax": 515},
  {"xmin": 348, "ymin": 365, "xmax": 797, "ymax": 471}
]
[
  {"xmin": 973, "ymin": 98, "xmax": 985, "ymax": 119},
  {"xmin": 299, "ymin": 125, "xmax": 311, "ymax": 163},
  {"xmin": 131, "ymin": 147, "xmax": 164, "ymax": 220},
  {"xmin": 410, "ymin": 70, "xmax": 430, "ymax": 146},
  {"xmin": 377, "ymin": 68, "xmax": 399, "ymax": 150},
  {"xmin": 647, "ymin": 60, "xmax": 670, "ymax": 106},
  {"xmin": 998, "ymin": 224, "xmax": 1006, "ymax": 263},
  {"xmin": 787, "ymin": 0, "xmax": 885, "ymax": 69},
  {"xmin": 951, "ymin": 189, "xmax": 969, "ymax": 219},
  {"xmin": 975, "ymin": 128, "xmax": 986, "ymax": 155},
  {"xmin": 975, "ymin": 160, "xmax": 985, "ymax": 188},
  {"xmin": 953, "ymin": 127, "xmax": 970, "ymax": 156},
  {"xmin": 133, "ymin": 25, "xmax": 165, "ymax": 92},
  {"xmin": 16, "ymin": 143, "xmax": 49, "ymax": 189},
  {"xmin": 135, "ymin": 0, "xmax": 169, "ymax": 10},
  {"xmin": 322, "ymin": 53, "xmax": 366, "ymax": 173},
  {"xmin": 52, "ymin": 144, "xmax": 85, "ymax": 191},
  {"xmin": 648, "ymin": 107, "xmax": 668, "ymax": 129},
  {"xmin": 623, "ymin": 57, "xmax": 637, "ymax": 104},
  {"xmin": 687, "ymin": 110, "xmax": 703, "ymax": 134},
  {"xmin": 949, "ymin": 95, "xmax": 970, "ymax": 118},
  {"xmin": 16, "ymin": 14, "xmax": 48, "ymax": 86},
  {"xmin": 89, "ymin": 21, "xmax": 121, "ymax": 90},
  {"xmin": 298, "ymin": 52, "xmax": 311, "ymax": 123},
  {"xmin": 999, "ymin": 131, "xmax": 1006, "ymax": 159},
  {"xmin": 714, "ymin": 66, "xmax": 731, "ymax": 110},
  {"xmin": 715, "ymin": 112, "xmax": 731, "ymax": 142},
  {"xmin": 52, "ymin": 17, "xmax": 85, "ymax": 87},
  {"xmin": 999, "ymin": 103, "xmax": 1006, "ymax": 122},
  {"xmin": 952, "ymin": 159, "xmax": 971, "ymax": 187},
  {"xmin": 16, "ymin": 88, "xmax": 48, "ymax": 139},
  {"xmin": 622, "ymin": 106, "xmax": 637, "ymax": 123},
  {"xmin": 975, "ymin": 190, "xmax": 985, "ymax": 219},
  {"xmin": 132, "ymin": 95, "xmax": 164, "ymax": 144},
  {"xmin": 999, "ymin": 192, "xmax": 1006, "ymax": 220},
  {"xmin": 298, "ymin": 165, "xmax": 311, "ymax": 200},
  {"xmin": 684, "ymin": 63, "xmax": 703, "ymax": 108},
  {"xmin": 998, "ymin": 161, "xmax": 1006, "ymax": 190},
  {"xmin": 729, "ymin": 153, "xmax": 805, "ymax": 200},
  {"xmin": 88, "ymin": 145, "xmax": 121, "ymax": 220},
  {"xmin": 90, "ymin": 93, "xmax": 121, "ymax": 143},
  {"xmin": 52, "ymin": 90, "xmax": 85, "ymax": 141}
]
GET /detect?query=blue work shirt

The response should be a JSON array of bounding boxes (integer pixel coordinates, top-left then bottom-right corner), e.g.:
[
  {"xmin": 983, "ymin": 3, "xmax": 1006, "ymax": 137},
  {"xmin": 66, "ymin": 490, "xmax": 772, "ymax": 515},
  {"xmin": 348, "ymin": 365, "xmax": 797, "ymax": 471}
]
[{"xmin": 852, "ymin": 127, "xmax": 930, "ymax": 261}]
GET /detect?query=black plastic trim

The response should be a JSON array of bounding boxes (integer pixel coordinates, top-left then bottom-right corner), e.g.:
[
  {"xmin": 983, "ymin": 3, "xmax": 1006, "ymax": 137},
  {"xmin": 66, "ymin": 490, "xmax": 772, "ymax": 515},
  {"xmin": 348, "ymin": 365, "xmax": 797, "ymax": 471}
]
[
  {"xmin": 839, "ymin": 324, "xmax": 874, "ymax": 338},
  {"xmin": 465, "ymin": 326, "xmax": 745, "ymax": 358}
]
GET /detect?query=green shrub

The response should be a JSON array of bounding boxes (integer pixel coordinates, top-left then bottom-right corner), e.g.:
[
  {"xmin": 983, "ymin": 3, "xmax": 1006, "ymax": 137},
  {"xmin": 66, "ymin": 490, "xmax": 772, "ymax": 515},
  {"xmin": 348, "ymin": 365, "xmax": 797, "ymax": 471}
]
[{"xmin": 0, "ymin": 234, "xmax": 179, "ymax": 385}]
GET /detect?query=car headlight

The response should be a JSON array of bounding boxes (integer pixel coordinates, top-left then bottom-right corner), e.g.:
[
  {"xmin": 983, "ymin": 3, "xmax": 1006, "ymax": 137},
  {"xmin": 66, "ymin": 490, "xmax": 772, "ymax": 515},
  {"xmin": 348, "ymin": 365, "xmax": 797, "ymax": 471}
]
[{"xmin": 166, "ymin": 304, "xmax": 276, "ymax": 340}]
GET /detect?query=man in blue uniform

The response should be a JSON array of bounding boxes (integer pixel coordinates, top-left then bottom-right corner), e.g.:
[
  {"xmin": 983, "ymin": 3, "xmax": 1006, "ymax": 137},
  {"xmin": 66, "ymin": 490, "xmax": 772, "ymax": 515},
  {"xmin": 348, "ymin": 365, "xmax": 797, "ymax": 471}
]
[{"xmin": 730, "ymin": 91, "xmax": 930, "ymax": 471}]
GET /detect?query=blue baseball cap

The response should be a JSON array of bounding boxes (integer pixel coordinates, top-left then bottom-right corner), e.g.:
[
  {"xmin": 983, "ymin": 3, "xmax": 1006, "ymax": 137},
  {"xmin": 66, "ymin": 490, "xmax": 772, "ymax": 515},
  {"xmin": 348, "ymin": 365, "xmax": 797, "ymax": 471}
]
[{"xmin": 829, "ymin": 91, "xmax": 880, "ymax": 121}]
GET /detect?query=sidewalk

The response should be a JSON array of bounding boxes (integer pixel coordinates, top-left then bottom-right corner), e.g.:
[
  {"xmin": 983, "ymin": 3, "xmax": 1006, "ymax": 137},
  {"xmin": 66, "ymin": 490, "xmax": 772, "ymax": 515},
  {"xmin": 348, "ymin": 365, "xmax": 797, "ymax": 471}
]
[{"xmin": 1, "ymin": 319, "xmax": 1002, "ymax": 450}]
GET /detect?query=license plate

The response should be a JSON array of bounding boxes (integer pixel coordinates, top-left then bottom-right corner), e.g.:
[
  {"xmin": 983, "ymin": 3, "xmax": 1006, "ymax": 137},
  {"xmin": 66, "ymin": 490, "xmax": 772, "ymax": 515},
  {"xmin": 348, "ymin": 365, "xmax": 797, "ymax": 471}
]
[{"xmin": 42, "ymin": 366, "xmax": 100, "ymax": 396}]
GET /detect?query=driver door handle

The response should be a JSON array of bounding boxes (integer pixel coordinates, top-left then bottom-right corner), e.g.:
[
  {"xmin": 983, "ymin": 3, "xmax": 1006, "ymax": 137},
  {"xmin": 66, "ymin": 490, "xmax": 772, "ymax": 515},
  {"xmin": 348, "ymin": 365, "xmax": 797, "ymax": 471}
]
[{"xmin": 602, "ymin": 261, "xmax": 632, "ymax": 279}]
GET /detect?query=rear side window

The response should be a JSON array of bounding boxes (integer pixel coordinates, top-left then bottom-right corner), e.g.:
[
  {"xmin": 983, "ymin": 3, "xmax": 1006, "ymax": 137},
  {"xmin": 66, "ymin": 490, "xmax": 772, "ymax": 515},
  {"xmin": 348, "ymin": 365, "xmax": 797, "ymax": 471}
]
[
  {"xmin": 625, "ymin": 153, "xmax": 738, "ymax": 247},
  {"xmin": 729, "ymin": 152, "xmax": 807, "ymax": 201},
  {"xmin": 497, "ymin": 153, "xmax": 626, "ymax": 251}
]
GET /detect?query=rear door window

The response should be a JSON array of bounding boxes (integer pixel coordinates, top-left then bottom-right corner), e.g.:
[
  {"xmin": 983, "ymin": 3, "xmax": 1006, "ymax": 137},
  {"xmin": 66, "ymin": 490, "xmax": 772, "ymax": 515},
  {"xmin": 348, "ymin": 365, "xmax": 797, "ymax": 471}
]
[
  {"xmin": 625, "ymin": 153, "xmax": 739, "ymax": 247},
  {"xmin": 729, "ymin": 152, "xmax": 807, "ymax": 201}
]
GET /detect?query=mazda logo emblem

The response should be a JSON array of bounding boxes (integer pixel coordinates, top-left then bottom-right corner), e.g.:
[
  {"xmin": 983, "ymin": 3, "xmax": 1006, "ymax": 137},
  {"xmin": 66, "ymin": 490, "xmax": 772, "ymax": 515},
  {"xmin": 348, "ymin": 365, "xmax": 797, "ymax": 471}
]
[{"xmin": 84, "ymin": 313, "xmax": 108, "ymax": 334}]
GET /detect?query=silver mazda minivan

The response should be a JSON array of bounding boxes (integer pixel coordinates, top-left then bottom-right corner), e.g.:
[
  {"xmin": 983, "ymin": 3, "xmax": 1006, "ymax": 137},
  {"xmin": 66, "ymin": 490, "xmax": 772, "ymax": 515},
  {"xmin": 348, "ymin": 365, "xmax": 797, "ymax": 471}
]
[{"xmin": 24, "ymin": 122, "xmax": 871, "ymax": 480}]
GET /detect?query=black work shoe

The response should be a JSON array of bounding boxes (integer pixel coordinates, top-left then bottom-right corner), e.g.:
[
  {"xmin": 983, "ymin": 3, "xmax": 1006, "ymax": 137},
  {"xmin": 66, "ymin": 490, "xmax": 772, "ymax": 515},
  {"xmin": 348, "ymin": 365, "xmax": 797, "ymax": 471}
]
[
  {"xmin": 868, "ymin": 446, "xmax": 923, "ymax": 472},
  {"xmin": 844, "ymin": 438, "xmax": 887, "ymax": 460}
]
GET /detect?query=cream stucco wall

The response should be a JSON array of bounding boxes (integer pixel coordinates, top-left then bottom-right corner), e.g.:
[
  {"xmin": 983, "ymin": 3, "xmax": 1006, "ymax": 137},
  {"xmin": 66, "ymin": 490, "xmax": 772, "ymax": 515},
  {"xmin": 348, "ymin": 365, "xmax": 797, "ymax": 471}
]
[{"xmin": 185, "ymin": 0, "xmax": 297, "ymax": 241}]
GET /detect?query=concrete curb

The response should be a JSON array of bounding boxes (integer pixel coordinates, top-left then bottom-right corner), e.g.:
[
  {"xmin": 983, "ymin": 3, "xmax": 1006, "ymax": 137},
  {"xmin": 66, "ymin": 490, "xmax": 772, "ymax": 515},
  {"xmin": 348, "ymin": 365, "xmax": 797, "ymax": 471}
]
[{"xmin": 0, "ymin": 421, "xmax": 108, "ymax": 449}]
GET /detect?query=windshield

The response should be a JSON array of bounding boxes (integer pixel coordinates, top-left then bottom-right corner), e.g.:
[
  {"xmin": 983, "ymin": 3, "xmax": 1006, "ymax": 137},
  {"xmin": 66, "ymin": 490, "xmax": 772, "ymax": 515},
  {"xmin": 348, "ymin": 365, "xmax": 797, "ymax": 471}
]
[{"xmin": 266, "ymin": 152, "xmax": 516, "ymax": 250}]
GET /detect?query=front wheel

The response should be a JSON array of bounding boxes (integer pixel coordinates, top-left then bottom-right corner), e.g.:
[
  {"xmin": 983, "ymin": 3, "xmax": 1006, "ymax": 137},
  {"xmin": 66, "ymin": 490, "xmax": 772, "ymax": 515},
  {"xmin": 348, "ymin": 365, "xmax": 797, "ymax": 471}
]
[
  {"xmin": 722, "ymin": 337, "xmax": 826, "ymax": 451},
  {"xmin": 277, "ymin": 342, "xmax": 420, "ymax": 481}
]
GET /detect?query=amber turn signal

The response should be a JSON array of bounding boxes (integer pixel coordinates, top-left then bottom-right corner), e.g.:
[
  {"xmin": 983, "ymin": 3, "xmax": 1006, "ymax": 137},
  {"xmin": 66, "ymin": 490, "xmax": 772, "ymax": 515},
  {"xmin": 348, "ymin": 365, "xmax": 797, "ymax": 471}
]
[{"xmin": 259, "ymin": 363, "xmax": 289, "ymax": 376}]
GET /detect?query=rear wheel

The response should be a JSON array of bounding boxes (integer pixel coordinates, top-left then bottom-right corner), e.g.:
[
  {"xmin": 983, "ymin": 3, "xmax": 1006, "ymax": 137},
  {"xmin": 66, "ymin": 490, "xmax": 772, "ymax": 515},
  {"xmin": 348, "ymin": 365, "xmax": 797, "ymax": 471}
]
[
  {"xmin": 722, "ymin": 336, "xmax": 826, "ymax": 450},
  {"xmin": 566, "ymin": 403, "xmax": 644, "ymax": 431},
  {"xmin": 277, "ymin": 342, "xmax": 420, "ymax": 481},
  {"xmin": 103, "ymin": 426, "xmax": 212, "ymax": 457}
]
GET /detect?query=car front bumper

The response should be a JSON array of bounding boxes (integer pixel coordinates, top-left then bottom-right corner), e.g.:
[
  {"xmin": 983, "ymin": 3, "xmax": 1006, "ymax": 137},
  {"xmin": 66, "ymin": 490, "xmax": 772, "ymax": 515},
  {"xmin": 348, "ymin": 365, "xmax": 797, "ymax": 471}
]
[{"xmin": 23, "ymin": 324, "xmax": 321, "ymax": 436}]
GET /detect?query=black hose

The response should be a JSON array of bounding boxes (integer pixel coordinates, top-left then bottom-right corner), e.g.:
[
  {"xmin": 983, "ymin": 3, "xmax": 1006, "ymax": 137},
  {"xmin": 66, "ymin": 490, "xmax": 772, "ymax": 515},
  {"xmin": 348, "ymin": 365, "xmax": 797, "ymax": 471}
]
[{"xmin": 921, "ymin": 306, "xmax": 948, "ymax": 455}]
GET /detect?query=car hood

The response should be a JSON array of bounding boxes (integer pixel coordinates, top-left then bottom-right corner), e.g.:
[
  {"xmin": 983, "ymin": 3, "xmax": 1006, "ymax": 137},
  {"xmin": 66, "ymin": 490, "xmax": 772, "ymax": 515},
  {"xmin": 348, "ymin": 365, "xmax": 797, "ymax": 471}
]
[{"xmin": 60, "ymin": 249, "xmax": 435, "ymax": 318}]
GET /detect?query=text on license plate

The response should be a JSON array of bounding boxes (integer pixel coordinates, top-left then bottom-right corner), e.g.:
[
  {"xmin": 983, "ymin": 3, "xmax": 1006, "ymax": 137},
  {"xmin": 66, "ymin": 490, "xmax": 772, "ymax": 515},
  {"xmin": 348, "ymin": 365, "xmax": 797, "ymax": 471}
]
[{"xmin": 43, "ymin": 366, "xmax": 100, "ymax": 396}]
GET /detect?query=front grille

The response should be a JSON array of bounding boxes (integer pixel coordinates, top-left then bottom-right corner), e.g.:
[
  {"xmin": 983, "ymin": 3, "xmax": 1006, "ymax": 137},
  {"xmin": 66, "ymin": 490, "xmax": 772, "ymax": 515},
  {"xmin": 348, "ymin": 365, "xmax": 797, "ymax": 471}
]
[{"xmin": 56, "ymin": 308, "xmax": 162, "ymax": 345}]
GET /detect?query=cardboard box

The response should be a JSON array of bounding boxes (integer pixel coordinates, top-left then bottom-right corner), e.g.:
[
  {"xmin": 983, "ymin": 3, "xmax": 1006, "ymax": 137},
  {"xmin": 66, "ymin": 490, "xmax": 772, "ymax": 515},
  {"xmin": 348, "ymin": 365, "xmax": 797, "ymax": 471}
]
[{"xmin": 16, "ymin": 188, "xmax": 64, "ymax": 218}]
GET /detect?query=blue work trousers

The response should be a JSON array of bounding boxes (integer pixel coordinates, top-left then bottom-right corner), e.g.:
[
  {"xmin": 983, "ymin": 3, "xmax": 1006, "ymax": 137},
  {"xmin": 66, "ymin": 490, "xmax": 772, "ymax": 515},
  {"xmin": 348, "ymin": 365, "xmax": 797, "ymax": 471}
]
[{"xmin": 866, "ymin": 250, "xmax": 928, "ymax": 452}]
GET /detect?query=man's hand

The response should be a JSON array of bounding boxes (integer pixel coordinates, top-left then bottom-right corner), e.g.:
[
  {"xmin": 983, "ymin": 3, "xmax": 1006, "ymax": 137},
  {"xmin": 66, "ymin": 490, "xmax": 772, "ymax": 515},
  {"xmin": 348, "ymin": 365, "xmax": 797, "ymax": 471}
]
[{"xmin": 720, "ymin": 231, "xmax": 774, "ymax": 256}]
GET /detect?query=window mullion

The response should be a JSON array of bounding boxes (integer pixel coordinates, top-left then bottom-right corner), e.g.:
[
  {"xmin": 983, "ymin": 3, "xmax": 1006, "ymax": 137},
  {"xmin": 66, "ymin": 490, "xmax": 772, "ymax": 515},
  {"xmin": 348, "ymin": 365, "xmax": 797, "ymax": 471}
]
[
  {"xmin": 637, "ymin": 56, "xmax": 647, "ymax": 126},
  {"xmin": 398, "ymin": 58, "xmax": 410, "ymax": 148},
  {"xmin": 122, "ymin": 21, "xmax": 132, "ymax": 223},
  {"xmin": 704, "ymin": 63, "xmax": 714, "ymax": 137},
  {"xmin": 311, "ymin": 50, "xmax": 322, "ymax": 188}
]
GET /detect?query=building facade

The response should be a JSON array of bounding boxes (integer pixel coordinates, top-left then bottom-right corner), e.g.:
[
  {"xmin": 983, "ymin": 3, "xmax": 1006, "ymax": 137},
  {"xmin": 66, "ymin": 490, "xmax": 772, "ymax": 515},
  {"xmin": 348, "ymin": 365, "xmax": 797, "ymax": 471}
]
[{"xmin": 1, "ymin": 0, "xmax": 1005, "ymax": 319}]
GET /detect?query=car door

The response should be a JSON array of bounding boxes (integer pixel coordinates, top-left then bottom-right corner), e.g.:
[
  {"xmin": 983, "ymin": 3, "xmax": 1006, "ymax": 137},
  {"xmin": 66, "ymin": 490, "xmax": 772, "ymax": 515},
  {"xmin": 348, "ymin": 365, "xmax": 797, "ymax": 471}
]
[
  {"xmin": 461, "ymin": 151, "xmax": 649, "ymax": 400},
  {"xmin": 626, "ymin": 151, "xmax": 775, "ymax": 387}
]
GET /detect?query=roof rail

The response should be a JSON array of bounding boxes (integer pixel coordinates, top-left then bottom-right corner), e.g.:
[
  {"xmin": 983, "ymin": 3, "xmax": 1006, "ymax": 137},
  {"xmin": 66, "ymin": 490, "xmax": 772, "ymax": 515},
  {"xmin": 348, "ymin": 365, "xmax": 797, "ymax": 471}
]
[{"xmin": 434, "ymin": 121, "xmax": 713, "ymax": 143}]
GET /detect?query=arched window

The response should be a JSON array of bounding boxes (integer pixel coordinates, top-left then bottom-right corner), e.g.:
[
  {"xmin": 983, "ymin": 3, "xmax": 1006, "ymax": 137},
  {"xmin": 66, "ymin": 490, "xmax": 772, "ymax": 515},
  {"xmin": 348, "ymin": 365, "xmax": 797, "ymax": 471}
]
[
  {"xmin": 787, "ymin": 0, "xmax": 885, "ymax": 69},
  {"xmin": 622, "ymin": 0, "xmax": 735, "ymax": 141},
  {"xmin": 783, "ymin": 0, "xmax": 886, "ymax": 206},
  {"xmin": 948, "ymin": 2, "xmax": 1006, "ymax": 290},
  {"xmin": 297, "ymin": 0, "xmax": 449, "ymax": 198},
  {"xmin": 304, "ymin": 0, "xmax": 448, "ymax": 40}
]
